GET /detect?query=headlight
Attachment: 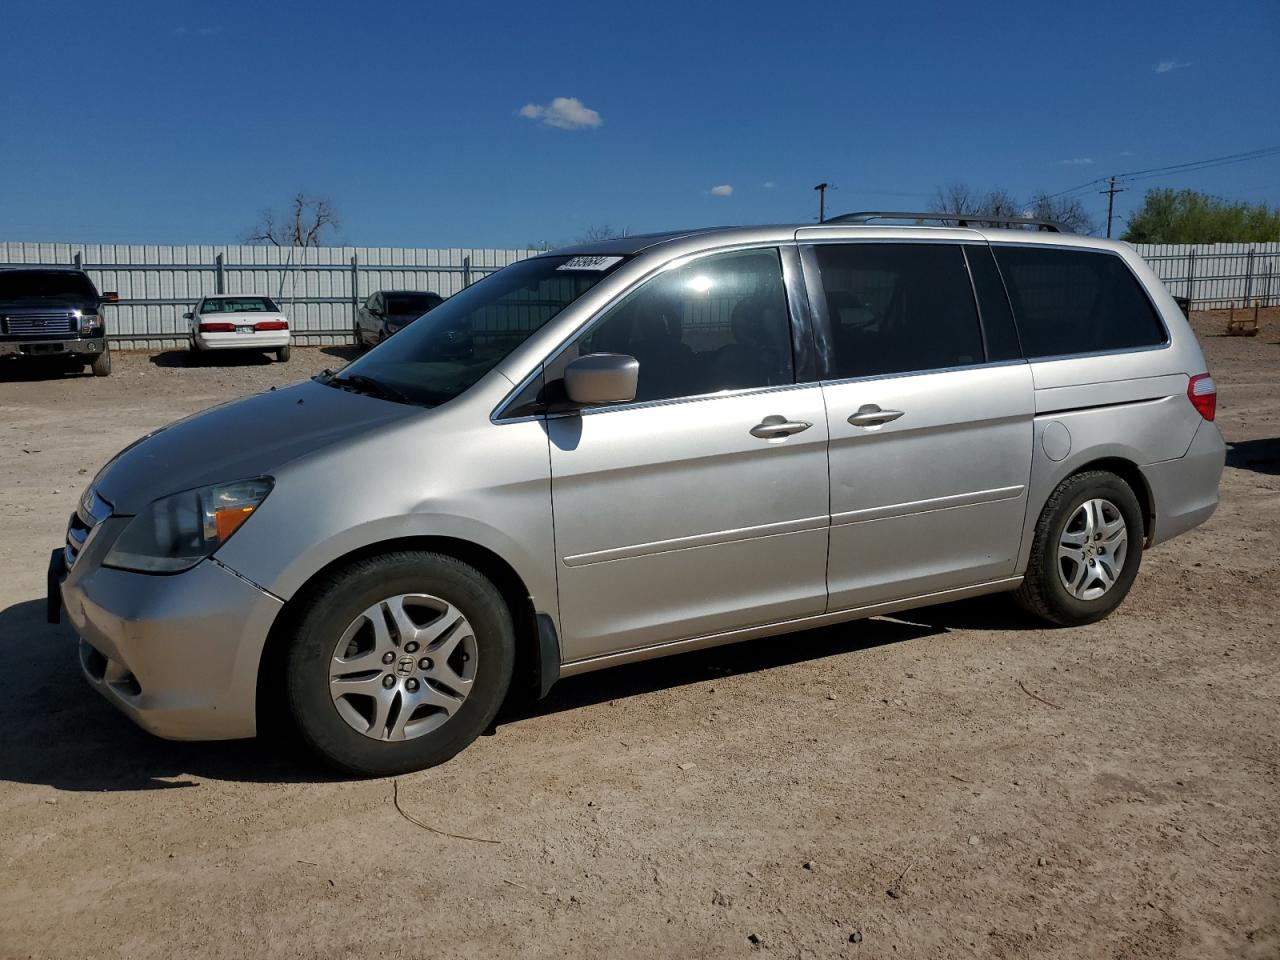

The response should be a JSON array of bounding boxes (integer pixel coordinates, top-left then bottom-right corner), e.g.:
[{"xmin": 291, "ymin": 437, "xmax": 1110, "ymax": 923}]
[
  {"xmin": 103, "ymin": 478, "xmax": 273, "ymax": 573},
  {"xmin": 76, "ymin": 311, "xmax": 99, "ymax": 333}
]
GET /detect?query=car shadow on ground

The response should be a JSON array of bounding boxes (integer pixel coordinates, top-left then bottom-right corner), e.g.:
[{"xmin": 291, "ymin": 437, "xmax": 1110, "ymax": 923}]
[
  {"xmin": 0, "ymin": 592, "xmax": 1033, "ymax": 791},
  {"xmin": 1227, "ymin": 437, "xmax": 1280, "ymax": 476},
  {"xmin": 149, "ymin": 349, "xmax": 279, "ymax": 368},
  {"xmin": 0, "ymin": 359, "xmax": 86, "ymax": 381},
  {"xmin": 319, "ymin": 344, "xmax": 361, "ymax": 363}
]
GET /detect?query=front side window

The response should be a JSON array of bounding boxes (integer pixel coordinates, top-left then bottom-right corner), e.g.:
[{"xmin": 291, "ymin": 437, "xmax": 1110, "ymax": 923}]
[
  {"xmin": 992, "ymin": 246, "xmax": 1166, "ymax": 358},
  {"xmin": 199, "ymin": 297, "xmax": 278, "ymax": 314},
  {"xmin": 330, "ymin": 255, "xmax": 621, "ymax": 407},
  {"xmin": 812, "ymin": 243, "xmax": 985, "ymax": 380},
  {"xmin": 576, "ymin": 248, "xmax": 794, "ymax": 403}
]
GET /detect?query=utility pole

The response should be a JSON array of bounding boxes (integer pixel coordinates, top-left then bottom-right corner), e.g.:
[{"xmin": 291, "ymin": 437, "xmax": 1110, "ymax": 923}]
[
  {"xmin": 1100, "ymin": 176, "xmax": 1126, "ymax": 239},
  {"xmin": 814, "ymin": 183, "xmax": 830, "ymax": 223}
]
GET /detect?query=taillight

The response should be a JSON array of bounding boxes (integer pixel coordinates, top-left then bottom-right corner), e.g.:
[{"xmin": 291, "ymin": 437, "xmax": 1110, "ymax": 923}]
[
  {"xmin": 1187, "ymin": 373, "xmax": 1216, "ymax": 421},
  {"xmin": 199, "ymin": 322, "xmax": 236, "ymax": 333},
  {"xmin": 254, "ymin": 320, "xmax": 288, "ymax": 331}
]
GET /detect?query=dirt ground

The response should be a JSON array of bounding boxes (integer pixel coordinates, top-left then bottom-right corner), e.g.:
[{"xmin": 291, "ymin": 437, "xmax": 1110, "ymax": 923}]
[{"xmin": 0, "ymin": 322, "xmax": 1277, "ymax": 960}]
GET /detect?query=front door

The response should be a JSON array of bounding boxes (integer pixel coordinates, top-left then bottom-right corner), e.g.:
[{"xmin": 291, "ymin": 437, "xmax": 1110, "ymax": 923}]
[
  {"xmin": 547, "ymin": 247, "xmax": 830, "ymax": 663},
  {"xmin": 803, "ymin": 240, "xmax": 1035, "ymax": 610}
]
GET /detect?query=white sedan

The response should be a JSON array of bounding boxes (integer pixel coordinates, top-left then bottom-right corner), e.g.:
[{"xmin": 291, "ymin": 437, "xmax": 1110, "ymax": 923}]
[{"xmin": 185, "ymin": 295, "xmax": 292, "ymax": 362}]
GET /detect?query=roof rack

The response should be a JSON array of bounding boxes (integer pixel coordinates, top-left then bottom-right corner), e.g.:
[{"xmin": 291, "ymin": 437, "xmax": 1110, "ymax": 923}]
[{"xmin": 825, "ymin": 211, "xmax": 1064, "ymax": 233}]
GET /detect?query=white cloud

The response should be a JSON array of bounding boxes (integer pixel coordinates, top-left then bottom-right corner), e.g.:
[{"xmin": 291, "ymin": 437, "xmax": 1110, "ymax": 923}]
[
  {"xmin": 1120, "ymin": 150, "xmax": 1134, "ymax": 157},
  {"xmin": 761, "ymin": 181, "xmax": 776, "ymax": 189},
  {"xmin": 1059, "ymin": 157, "xmax": 1095, "ymax": 166},
  {"xmin": 518, "ymin": 97, "xmax": 602, "ymax": 130},
  {"xmin": 1156, "ymin": 59, "xmax": 1191, "ymax": 73},
  {"xmin": 710, "ymin": 184, "xmax": 734, "ymax": 196}
]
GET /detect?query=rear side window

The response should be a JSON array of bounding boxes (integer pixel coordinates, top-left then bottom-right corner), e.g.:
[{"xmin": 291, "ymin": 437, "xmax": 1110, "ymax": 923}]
[
  {"xmin": 992, "ymin": 246, "xmax": 1166, "ymax": 359},
  {"xmin": 812, "ymin": 243, "xmax": 984, "ymax": 379}
]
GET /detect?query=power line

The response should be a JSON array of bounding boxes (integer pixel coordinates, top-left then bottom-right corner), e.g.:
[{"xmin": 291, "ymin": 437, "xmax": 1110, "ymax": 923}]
[{"xmin": 1041, "ymin": 145, "xmax": 1280, "ymax": 200}]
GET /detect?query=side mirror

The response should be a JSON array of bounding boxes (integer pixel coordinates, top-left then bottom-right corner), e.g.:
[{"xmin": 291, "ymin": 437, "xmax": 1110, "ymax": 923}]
[
  {"xmin": 100, "ymin": 292, "xmax": 119, "ymax": 303},
  {"xmin": 182, "ymin": 312, "xmax": 193, "ymax": 320},
  {"xmin": 563, "ymin": 353, "xmax": 638, "ymax": 406}
]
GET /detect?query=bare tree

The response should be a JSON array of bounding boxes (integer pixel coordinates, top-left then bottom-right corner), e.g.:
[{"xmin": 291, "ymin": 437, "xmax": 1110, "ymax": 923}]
[
  {"xmin": 577, "ymin": 224, "xmax": 629, "ymax": 243},
  {"xmin": 931, "ymin": 182, "xmax": 980, "ymax": 218},
  {"xmin": 929, "ymin": 182, "xmax": 1096, "ymax": 233},
  {"xmin": 1027, "ymin": 192, "xmax": 1094, "ymax": 234},
  {"xmin": 245, "ymin": 193, "xmax": 340, "ymax": 247}
]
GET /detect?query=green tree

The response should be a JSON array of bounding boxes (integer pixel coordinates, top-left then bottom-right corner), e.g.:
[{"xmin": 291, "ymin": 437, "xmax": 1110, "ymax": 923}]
[{"xmin": 1121, "ymin": 189, "xmax": 1280, "ymax": 243}]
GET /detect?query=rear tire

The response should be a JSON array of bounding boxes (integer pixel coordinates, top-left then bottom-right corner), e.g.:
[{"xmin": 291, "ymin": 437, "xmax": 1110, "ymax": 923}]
[
  {"xmin": 90, "ymin": 347, "xmax": 112, "ymax": 377},
  {"xmin": 1015, "ymin": 470, "xmax": 1144, "ymax": 626},
  {"xmin": 284, "ymin": 551, "xmax": 515, "ymax": 776},
  {"xmin": 276, "ymin": 345, "xmax": 292, "ymax": 362}
]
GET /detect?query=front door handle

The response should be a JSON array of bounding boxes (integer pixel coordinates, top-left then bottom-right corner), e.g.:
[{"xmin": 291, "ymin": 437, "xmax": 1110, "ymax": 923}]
[
  {"xmin": 750, "ymin": 415, "xmax": 813, "ymax": 439},
  {"xmin": 848, "ymin": 404, "xmax": 905, "ymax": 427}
]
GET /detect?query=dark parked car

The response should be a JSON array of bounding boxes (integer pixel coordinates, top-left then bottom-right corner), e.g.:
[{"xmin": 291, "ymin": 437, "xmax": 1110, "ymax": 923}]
[
  {"xmin": 356, "ymin": 290, "xmax": 444, "ymax": 348},
  {"xmin": 0, "ymin": 268, "xmax": 117, "ymax": 376}
]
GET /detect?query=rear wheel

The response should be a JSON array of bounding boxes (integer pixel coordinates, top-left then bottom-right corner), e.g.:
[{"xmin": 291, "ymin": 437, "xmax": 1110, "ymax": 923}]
[
  {"xmin": 284, "ymin": 551, "xmax": 515, "ymax": 776},
  {"xmin": 275, "ymin": 345, "xmax": 292, "ymax": 362},
  {"xmin": 1015, "ymin": 470, "xmax": 1144, "ymax": 626},
  {"xmin": 90, "ymin": 347, "xmax": 112, "ymax": 377}
]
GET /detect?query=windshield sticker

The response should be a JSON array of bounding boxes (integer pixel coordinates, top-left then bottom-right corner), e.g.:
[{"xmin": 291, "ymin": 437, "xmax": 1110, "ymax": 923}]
[{"xmin": 557, "ymin": 256, "xmax": 623, "ymax": 272}]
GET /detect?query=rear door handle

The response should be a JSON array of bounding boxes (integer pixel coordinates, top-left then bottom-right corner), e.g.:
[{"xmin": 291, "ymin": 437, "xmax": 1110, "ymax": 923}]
[
  {"xmin": 750, "ymin": 415, "xmax": 813, "ymax": 439},
  {"xmin": 847, "ymin": 404, "xmax": 905, "ymax": 427}
]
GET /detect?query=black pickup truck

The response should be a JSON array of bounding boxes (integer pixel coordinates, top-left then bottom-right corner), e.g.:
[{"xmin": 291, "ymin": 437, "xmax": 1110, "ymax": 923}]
[{"xmin": 0, "ymin": 268, "xmax": 116, "ymax": 376}]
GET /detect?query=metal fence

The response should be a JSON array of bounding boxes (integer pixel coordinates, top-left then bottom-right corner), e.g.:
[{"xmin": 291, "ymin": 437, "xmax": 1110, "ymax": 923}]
[
  {"xmin": 2, "ymin": 239, "xmax": 1277, "ymax": 349},
  {"xmin": 0, "ymin": 242, "xmax": 534, "ymax": 348},
  {"xmin": 1131, "ymin": 242, "xmax": 1280, "ymax": 309}
]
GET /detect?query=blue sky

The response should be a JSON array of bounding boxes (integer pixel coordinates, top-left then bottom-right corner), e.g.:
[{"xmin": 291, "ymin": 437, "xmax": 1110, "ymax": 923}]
[{"xmin": 2, "ymin": 0, "xmax": 1278, "ymax": 248}]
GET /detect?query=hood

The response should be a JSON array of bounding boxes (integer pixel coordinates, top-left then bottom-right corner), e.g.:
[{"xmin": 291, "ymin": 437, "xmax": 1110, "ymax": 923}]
[{"xmin": 93, "ymin": 379, "xmax": 419, "ymax": 514}]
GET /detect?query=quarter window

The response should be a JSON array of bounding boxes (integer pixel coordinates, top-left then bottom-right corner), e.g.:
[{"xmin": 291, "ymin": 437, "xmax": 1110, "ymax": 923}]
[
  {"xmin": 813, "ymin": 243, "xmax": 985, "ymax": 379},
  {"xmin": 992, "ymin": 246, "xmax": 1166, "ymax": 358},
  {"xmin": 577, "ymin": 249, "xmax": 795, "ymax": 403}
]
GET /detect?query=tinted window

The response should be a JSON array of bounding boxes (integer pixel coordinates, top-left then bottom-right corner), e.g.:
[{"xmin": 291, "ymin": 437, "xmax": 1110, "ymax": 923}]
[
  {"xmin": 577, "ymin": 249, "xmax": 794, "ymax": 403},
  {"xmin": 0, "ymin": 270, "xmax": 98, "ymax": 300},
  {"xmin": 813, "ymin": 243, "xmax": 984, "ymax": 379},
  {"xmin": 333, "ymin": 255, "xmax": 619, "ymax": 407},
  {"xmin": 963, "ymin": 245, "xmax": 1022, "ymax": 362},
  {"xmin": 200, "ymin": 297, "xmax": 278, "ymax": 313},
  {"xmin": 992, "ymin": 246, "xmax": 1166, "ymax": 358},
  {"xmin": 385, "ymin": 293, "xmax": 441, "ymax": 315}
]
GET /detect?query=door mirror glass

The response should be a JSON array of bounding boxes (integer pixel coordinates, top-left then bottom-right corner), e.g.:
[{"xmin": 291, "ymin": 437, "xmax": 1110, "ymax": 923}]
[{"xmin": 564, "ymin": 353, "xmax": 639, "ymax": 406}]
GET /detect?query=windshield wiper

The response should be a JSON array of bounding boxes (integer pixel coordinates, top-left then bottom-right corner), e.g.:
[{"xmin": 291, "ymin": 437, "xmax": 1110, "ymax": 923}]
[{"xmin": 329, "ymin": 373, "xmax": 418, "ymax": 406}]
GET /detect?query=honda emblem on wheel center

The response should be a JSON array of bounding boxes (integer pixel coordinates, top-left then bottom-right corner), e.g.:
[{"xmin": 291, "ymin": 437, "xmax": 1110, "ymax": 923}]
[{"xmin": 396, "ymin": 656, "xmax": 415, "ymax": 677}]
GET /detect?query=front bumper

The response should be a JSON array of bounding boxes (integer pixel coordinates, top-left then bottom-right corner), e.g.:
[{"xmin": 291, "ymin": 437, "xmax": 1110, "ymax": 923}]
[
  {"xmin": 57, "ymin": 528, "xmax": 283, "ymax": 740},
  {"xmin": 0, "ymin": 336, "xmax": 106, "ymax": 357}
]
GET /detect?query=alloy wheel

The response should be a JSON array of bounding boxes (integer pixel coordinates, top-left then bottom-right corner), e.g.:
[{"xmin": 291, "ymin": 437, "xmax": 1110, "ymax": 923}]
[{"xmin": 329, "ymin": 593, "xmax": 478, "ymax": 741}]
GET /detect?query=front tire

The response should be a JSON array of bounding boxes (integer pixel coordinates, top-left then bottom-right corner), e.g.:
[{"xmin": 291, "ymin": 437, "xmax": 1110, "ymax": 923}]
[
  {"xmin": 284, "ymin": 551, "xmax": 515, "ymax": 776},
  {"xmin": 1015, "ymin": 470, "xmax": 1144, "ymax": 626},
  {"xmin": 90, "ymin": 347, "xmax": 112, "ymax": 377}
]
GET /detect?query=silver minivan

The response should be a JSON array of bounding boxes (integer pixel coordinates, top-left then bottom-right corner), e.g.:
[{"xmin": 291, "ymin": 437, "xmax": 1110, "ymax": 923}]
[{"xmin": 51, "ymin": 214, "xmax": 1226, "ymax": 775}]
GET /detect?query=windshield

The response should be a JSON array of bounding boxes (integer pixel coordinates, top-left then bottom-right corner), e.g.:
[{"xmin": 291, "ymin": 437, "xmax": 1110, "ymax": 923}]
[
  {"xmin": 328, "ymin": 255, "xmax": 623, "ymax": 407},
  {"xmin": 385, "ymin": 293, "xmax": 441, "ymax": 315},
  {"xmin": 199, "ymin": 297, "xmax": 278, "ymax": 313},
  {"xmin": 0, "ymin": 270, "xmax": 98, "ymax": 300}
]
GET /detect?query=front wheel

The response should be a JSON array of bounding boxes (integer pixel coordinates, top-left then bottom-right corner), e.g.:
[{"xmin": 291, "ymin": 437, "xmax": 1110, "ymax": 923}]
[
  {"xmin": 284, "ymin": 551, "xmax": 515, "ymax": 776},
  {"xmin": 1015, "ymin": 470, "xmax": 1144, "ymax": 626},
  {"xmin": 90, "ymin": 347, "xmax": 112, "ymax": 377}
]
